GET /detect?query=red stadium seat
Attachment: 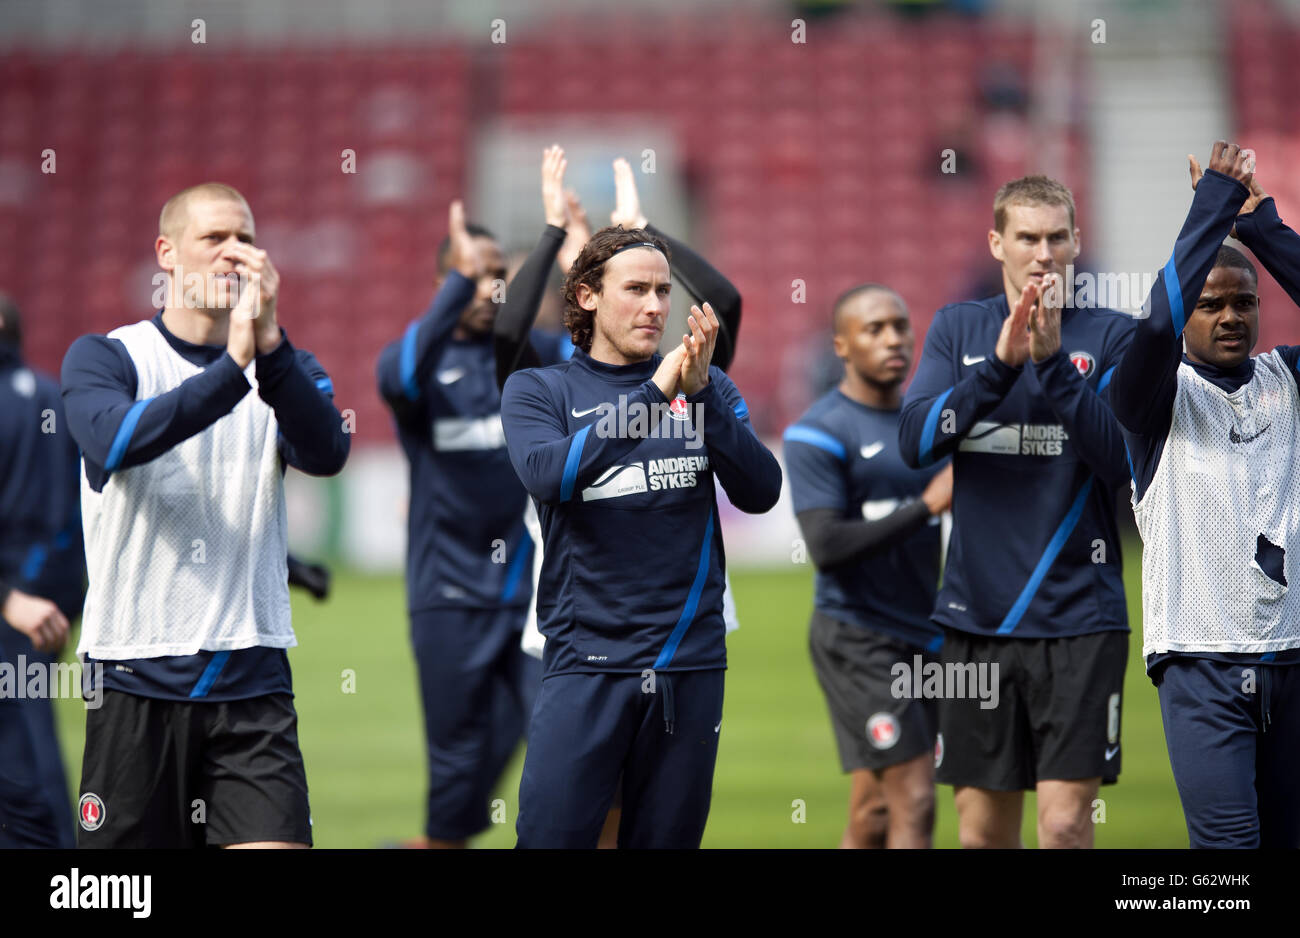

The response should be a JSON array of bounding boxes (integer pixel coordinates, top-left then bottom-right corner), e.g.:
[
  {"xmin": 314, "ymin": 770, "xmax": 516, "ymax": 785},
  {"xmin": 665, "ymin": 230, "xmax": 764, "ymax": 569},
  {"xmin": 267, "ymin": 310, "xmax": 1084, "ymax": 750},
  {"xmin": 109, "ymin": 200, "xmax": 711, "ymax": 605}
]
[{"xmin": 11, "ymin": 20, "xmax": 1082, "ymax": 438}]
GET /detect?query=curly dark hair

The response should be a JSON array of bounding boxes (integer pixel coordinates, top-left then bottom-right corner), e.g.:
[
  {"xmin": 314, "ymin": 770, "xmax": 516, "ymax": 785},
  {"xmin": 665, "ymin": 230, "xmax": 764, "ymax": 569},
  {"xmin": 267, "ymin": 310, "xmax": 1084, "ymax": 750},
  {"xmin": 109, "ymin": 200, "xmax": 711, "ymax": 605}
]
[{"xmin": 562, "ymin": 226, "xmax": 671, "ymax": 352}]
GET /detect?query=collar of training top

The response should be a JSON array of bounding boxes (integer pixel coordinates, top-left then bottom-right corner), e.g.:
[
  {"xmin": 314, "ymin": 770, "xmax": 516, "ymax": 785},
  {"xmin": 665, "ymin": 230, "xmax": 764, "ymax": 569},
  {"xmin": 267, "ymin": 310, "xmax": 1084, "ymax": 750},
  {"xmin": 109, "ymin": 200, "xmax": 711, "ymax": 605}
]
[
  {"xmin": 1182, "ymin": 351, "xmax": 1255, "ymax": 391},
  {"xmin": 572, "ymin": 345, "xmax": 660, "ymax": 380}
]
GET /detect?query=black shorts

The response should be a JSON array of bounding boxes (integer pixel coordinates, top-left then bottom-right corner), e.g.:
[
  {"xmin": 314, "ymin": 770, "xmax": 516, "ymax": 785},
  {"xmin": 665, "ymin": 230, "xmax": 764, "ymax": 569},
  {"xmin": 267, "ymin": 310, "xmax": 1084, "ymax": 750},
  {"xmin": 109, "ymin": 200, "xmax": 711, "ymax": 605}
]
[
  {"xmin": 934, "ymin": 629, "xmax": 1127, "ymax": 791},
  {"xmin": 78, "ymin": 691, "xmax": 312, "ymax": 848},
  {"xmin": 809, "ymin": 610, "xmax": 938, "ymax": 773}
]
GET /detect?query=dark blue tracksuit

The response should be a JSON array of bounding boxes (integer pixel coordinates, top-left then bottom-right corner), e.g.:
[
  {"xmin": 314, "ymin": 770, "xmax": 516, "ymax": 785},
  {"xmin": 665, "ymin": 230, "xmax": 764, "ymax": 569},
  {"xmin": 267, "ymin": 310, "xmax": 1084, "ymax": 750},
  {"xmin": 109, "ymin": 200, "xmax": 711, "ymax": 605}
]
[
  {"xmin": 0, "ymin": 341, "xmax": 84, "ymax": 848},
  {"xmin": 60, "ymin": 313, "xmax": 348, "ymax": 704},
  {"xmin": 501, "ymin": 349, "xmax": 781, "ymax": 847},
  {"xmin": 376, "ymin": 273, "xmax": 547, "ymax": 841},
  {"xmin": 898, "ymin": 296, "xmax": 1135, "ymax": 640},
  {"xmin": 1110, "ymin": 169, "xmax": 1300, "ymax": 848},
  {"xmin": 784, "ymin": 390, "xmax": 945, "ymax": 651}
]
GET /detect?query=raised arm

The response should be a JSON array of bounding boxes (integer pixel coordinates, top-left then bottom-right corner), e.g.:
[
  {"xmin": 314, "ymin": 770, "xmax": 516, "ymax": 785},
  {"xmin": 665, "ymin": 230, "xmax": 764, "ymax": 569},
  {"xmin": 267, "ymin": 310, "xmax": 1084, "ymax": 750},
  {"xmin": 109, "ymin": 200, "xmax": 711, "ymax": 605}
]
[
  {"xmin": 611, "ymin": 156, "xmax": 742, "ymax": 371},
  {"xmin": 1110, "ymin": 143, "xmax": 1253, "ymax": 437},
  {"xmin": 495, "ymin": 145, "xmax": 569, "ymax": 388},
  {"xmin": 377, "ymin": 200, "xmax": 480, "ymax": 425},
  {"xmin": 1233, "ymin": 186, "xmax": 1300, "ymax": 308},
  {"xmin": 649, "ymin": 225, "xmax": 741, "ymax": 372},
  {"xmin": 493, "ymin": 227, "xmax": 565, "ymax": 387}
]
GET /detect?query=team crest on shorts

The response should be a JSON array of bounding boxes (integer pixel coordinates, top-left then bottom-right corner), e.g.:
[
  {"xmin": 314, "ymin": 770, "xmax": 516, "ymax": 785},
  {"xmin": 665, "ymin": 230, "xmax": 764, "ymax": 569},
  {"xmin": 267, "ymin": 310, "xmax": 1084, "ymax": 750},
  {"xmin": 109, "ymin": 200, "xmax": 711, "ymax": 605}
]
[
  {"xmin": 79, "ymin": 793, "xmax": 105, "ymax": 832},
  {"xmin": 934, "ymin": 733, "xmax": 944, "ymax": 769},
  {"xmin": 668, "ymin": 393, "xmax": 691, "ymax": 421},
  {"xmin": 866, "ymin": 712, "xmax": 900, "ymax": 750},
  {"xmin": 1068, "ymin": 350, "xmax": 1095, "ymax": 378}
]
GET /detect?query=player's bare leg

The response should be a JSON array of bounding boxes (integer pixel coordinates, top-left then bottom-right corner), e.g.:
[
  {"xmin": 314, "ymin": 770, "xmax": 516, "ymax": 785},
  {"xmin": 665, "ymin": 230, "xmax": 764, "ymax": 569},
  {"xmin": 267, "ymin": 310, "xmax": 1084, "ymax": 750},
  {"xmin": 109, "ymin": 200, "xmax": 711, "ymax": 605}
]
[
  {"xmin": 842, "ymin": 769, "xmax": 888, "ymax": 848},
  {"xmin": 953, "ymin": 786, "xmax": 1023, "ymax": 848},
  {"xmin": 223, "ymin": 842, "xmax": 309, "ymax": 849},
  {"xmin": 597, "ymin": 808, "xmax": 620, "ymax": 849},
  {"xmin": 1035, "ymin": 778, "xmax": 1100, "ymax": 848},
  {"xmin": 878, "ymin": 751, "xmax": 935, "ymax": 848}
]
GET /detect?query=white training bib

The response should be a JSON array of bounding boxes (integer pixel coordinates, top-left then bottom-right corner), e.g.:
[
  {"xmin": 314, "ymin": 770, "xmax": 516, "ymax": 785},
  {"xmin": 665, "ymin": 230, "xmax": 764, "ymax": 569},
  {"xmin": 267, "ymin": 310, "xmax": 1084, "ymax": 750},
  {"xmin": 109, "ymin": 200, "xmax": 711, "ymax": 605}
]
[
  {"xmin": 78, "ymin": 320, "xmax": 294, "ymax": 660},
  {"xmin": 1134, "ymin": 350, "xmax": 1300, "ymax": 656}
]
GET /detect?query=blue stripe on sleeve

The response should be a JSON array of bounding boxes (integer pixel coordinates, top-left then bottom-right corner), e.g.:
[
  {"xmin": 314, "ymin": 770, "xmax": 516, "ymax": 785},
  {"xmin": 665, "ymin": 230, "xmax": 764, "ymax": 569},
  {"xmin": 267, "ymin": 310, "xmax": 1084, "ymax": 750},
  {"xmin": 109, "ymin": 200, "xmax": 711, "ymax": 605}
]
[
  {"xmin": 189, "ymin": 651, "xmax": 232, "ymax": 699},
  {"xmin": 734, "ymin": 399, "xmax": 750, "ymax": 421},
  {"xmin": 105, "ymin": 398, "xmax": 154, "ymax": 472},
  {"xmin": 314, "ymin": 377, "xmax": 334, "ymax": 394},
  {"xmin": 559, "ymin": 425, "xmax": 591, "ymax": 502},
  {"xmin": 997, "ymin": 476, "xmax": 1094, "ymax": 634},
  {"xmin": 1164, "ymin": 255, "xmax": 1186, "ymax": 337},
  {"xmin": 918, "ymin": 387, "xmax": 954, "ymax": 467},
  {"xmin": 782, "ymin": 425, "xmax": 846, "ymax": 461},
  {"xmin": 1097, "ymin": 365, "xmax": 1116, "ymax": 393},
  {"xmin": 653, "ymin": 511, "xmax": 715, "ymax": 670},
  {"xmin": 20, "ymin": 544, "xmax": 48, "ymax": 581},
  {"xmin": 500, "ymin": 529, "xmax": 532, "ymax": 602},
  {"xmin": 399, "ymin": 320, "xmax": 420, "ymax": 401}
]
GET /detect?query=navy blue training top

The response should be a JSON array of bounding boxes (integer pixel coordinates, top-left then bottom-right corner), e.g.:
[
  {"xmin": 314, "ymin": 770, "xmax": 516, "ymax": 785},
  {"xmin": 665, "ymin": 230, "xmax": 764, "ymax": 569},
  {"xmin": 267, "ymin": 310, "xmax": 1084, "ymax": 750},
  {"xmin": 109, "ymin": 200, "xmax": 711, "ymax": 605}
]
[
  {"xmin": 0, "ymin": 343, "xmax": 85, "ymax": 621},
  {"xmin": 376, "ymin": 272, "xmax": 572, "ymax": 615},
  {"xmin": 500, "ymin": 348, "xmax": 782, "ymax": 675},
  {"xmin": 785, "ymin": 389, "xmax": 945, "ymax": 650},
  {"xmin": 899, "ymin": 289, "xmax": 1136, "ymax": 638}
]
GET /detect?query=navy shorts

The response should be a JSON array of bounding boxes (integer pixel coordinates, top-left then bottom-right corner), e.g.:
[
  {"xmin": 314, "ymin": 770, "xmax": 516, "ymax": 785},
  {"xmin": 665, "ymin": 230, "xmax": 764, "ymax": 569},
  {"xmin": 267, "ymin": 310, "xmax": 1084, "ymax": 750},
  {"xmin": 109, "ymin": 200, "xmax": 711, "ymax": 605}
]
[
  {"xmin": 410, "ymin": 606, "xmax": 539, "ymax": 841},
  {"xmin": 516, "ymin": 668, "xmax": 725, "ymax": 849},
  {"xmin": 1155, "ymin": 656, "xmax": 1300, "ymax": 848},
  {"xmin": 0, "ymin": 628, "xmax": 75, "ymax": 849}
]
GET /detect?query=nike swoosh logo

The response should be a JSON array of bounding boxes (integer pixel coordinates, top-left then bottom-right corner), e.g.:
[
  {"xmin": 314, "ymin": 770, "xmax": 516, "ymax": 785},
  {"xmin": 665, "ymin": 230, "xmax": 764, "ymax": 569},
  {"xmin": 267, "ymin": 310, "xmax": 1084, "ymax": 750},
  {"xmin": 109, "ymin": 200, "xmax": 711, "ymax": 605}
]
[
  {"xmin": 571, "ymin": 405, "xmax": 603, "ymax": 418},
  {"xmin": 436, "ymin": 368, "xmax": 465, "ymax": 384},
  {"xmin": 860, "ymin": 442, "xmax": 885, "ymax": 459},
  {"xmin": 1104, "ymin": 746, "xmax": 1119, "ymax": 761},
  {"xmin": 962, "ymin": 354, "xmax": 986, "ymax": 366},
  {"xmin": 714, "ymin": 721, "xmax": 721, "ymax": 733},
  {"xmin": 1229, "ymin": 423, "xmax": 1270, "ymax": 444}
]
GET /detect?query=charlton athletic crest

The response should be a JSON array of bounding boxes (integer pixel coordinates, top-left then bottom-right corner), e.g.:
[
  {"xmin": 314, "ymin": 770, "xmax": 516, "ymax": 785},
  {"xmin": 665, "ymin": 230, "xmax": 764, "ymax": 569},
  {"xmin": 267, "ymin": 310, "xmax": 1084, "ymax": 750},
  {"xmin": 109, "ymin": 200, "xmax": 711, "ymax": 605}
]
[
  {"xmin": 1068, "ymin": 350, "xmax": 1095, "ymax": 379},
  {"xmin": 866, "ymin": 712, "xmax": 900, "ymax": 750},
  {"xmin": 668, "ymin": 392, "xmax": 691, "ymax": 421},
  {"xmin": 79, "ymin": 792, "xmax": 105, "ymax": 832}
]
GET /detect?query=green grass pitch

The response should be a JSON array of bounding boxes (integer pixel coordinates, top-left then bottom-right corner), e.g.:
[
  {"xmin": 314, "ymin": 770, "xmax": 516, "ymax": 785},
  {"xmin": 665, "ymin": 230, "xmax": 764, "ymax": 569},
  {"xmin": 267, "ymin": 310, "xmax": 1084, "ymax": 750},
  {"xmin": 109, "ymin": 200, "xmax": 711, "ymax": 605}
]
[{"xmin": 53, "ymin": 536, "xmax": 1187, "ymax": 847}]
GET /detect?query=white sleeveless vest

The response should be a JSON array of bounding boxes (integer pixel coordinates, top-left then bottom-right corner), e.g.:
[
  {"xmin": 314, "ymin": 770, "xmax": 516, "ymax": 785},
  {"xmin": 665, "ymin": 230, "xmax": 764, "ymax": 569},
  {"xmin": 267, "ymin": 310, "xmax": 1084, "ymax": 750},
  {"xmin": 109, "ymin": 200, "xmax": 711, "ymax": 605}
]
[
  {"xmin": 77, "ymin": 320, "xmax": 294, "ymax": 659},
  {"xmin": 1133, "ymin": 350, "xmax": 1300, "ymax": 657}
]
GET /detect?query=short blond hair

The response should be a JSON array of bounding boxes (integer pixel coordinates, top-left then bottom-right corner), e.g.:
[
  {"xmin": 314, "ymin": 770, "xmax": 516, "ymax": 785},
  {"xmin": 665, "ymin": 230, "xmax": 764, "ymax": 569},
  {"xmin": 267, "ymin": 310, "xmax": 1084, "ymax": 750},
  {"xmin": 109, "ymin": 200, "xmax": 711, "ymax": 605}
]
[
  {"xmin": 992, "ymin": 175, "xmax": 1075, "ymax": 233},
  {"xmin": 159, "ymin": 182, "xmax": 250, "ymax": 239}
]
